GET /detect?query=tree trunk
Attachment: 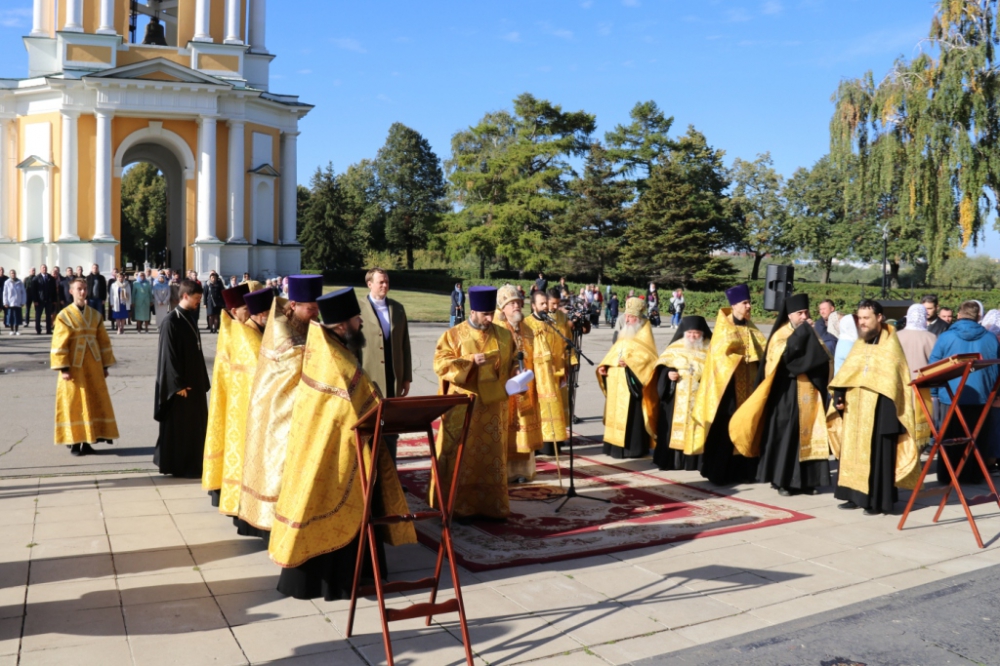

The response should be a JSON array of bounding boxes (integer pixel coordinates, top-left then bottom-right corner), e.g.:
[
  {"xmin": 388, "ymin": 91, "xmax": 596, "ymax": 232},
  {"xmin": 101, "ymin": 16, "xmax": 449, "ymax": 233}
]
[
  {"xmin": 821, "ymin": 259, "xmax": 832, "ymax": 284},
  {"xmin": 479, "ymin": 254, "xmax": 486, "ymax": 279},
  {"xmin": 406, "ymin": 244, "xmax": 414, "ymax": 270},
  {"xmin": 751, "ymin": 253, "xmax": 765, "ymax": 281},
  {"xmin": 890, "ymin": 260, "xmax": 900, "ymax": 289}
]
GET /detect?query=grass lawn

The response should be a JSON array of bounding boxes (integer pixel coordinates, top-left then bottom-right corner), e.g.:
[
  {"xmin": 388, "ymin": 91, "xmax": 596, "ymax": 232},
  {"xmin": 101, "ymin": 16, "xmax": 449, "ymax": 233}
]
[{"xmin": 323, "ymin": 286, "xmax": 451, "ymax": 322}]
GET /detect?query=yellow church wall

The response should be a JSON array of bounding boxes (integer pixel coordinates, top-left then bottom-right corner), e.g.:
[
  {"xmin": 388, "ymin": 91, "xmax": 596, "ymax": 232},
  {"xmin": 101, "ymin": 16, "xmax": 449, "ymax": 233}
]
[
  {"xmin": 17, "ymin": 113, "xmax": 63, "ymax": 243},
  {"xmin": 178, "ymin": 0, "xmax": 195, "ymax": 46},
  {"xmin": 82, "ymin": 0, "xmax": 99, "ymax": 34},
  {"xmin": 66, "ymin": 44, "xmax": 114, "ymax": 65},
  {"xmin": 117, "ymin": 47, "xmax": 190, "ymax": 68},
  {"xmin": 186, "ymin": 176, "xmax": 196, "ymax": 270},
  {"xmin": 110, "ymin": 174, "xmax": 120, "ymax": 266},
  {"xmin": 117, "ymin": 0, "xmax": 129, "ymax": 37},
  {"xmin": 245, "ymin": 123, "xmax": 281, "ymax": 243},
  {"xmin": 216, "ymin": 123, "xmax": 229, "ymax": 241},
  {"xmin": 76, "ymin": 115, "xmax": 97, "ymax": 242},
  {"xmin": 211, "ymin": 0, "xmax": 225, "ymax": 44},
  {"xmin": 198, "ymin": 53, "xmax": 239, "ymax": 73}
]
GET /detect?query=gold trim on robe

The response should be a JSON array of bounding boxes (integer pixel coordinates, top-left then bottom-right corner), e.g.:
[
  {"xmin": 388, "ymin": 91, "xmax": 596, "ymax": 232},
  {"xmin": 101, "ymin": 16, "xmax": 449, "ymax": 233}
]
[
  {"xmin": 239, "ymin": 298, "xmax": 306, "ymax": 531},
  {"xmin": 524, "ymin": 315, "xmax": 568, "ymax": 443},
  {"xmin": 429, "ymin": 321, "xmax": 517, "ymax": 519},
  {"xmin": 50, "ymin": 304, "xmax": 119, "ymax": 446},
  {"xmin": 655, "ymin": 340, "xmax": 707, "ymax": 452},
  {"xmin": 827, "ymin": 325, "xmax": 927, "ymax": 492},
  {"xmin": 730, "ymin": 323, "xmax": 832, "ymax": 460},
  {"xmin": 597, "ymin": 321, "xmax": 659, "ymax": 449},
  {"xmin": 269, "ymin": 322, "xmax": 415, "ymax": 568},
  {"xmin": 496, "ymin": 313, "xmax": 544, "ymax": 457},
  {"xmin": 218, "ymin": 319, "xmax": 264, "ymax": 516},
  {"xmin": 689, "ymin": 309, "xmax": 766, "ymax": 456},
  {"xmin": 202, "ymin": 312, "xmax": 233, "ymax": 492}
]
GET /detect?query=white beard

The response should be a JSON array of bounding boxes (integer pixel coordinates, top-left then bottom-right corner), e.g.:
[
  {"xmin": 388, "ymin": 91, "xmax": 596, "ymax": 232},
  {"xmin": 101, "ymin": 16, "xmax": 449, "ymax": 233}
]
[
  {"xmin": 508, "ymin": 309, "xmax": 524, "ymax": 326},
  {"xmin": 684, "ymin": 337, "xmax": 708, "ymax": 351},
  {"xmin": 620, "ymin": 322, "xmax": 640, "ymax": 340}
]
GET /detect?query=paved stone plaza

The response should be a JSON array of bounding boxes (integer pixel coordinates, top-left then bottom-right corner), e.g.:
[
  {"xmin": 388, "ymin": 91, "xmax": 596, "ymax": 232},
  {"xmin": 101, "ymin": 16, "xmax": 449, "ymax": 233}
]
[{"xmin": 2, "ymin": 321, "xmax": 1000, "ymax": 665}]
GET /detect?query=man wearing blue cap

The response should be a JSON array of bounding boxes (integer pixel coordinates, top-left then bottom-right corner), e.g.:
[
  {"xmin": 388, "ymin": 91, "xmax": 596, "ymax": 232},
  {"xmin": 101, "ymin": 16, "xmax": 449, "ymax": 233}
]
[
  {"xmin": 430, "ymin": 285, "xmax": 519, "ymax": 520},
  {"xmin": 690, "ymin": 284, "xmax": 766, "ymax": 485},
  {"xmin": 270, "ymin": 287, "xmax": 415, "ymax": 599},
  {"xmin": 239, "ymin": 274, "xmax": 324, "ymax": 536}
]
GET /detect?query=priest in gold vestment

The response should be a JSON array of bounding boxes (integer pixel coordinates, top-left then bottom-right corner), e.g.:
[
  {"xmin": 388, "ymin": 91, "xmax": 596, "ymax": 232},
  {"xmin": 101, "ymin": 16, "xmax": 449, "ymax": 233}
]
[
  {"xmin": 828, "ymin": 299, "xmax": 926, "ymax": 515},
  {"xmin": 495, "ymin": 285, "xmax": 543, "ymax": 482},
  {"xmin": 730, "ymin": 294, "xmax": 832, "ymax": 496},
  {"xmin": 239, "ymin": 275, "xmax": 323, "ymax": 534},
  {"xmin": 525, "ymin": 290, "xmax": 568, "ymax": 449},
  {"xmin": 271, "ymin": 288, "xmax": 415, "ymax": 599},
  {"xmin": 51, "ymin": 278, "xmax": 118, "ymax": 456},
  {"xmin": 652, "ymin": 316, "xmax": 711, "ymax": 471},
  {"xmin": 690, "ymin": 284, "xmax": 766, "ymax": 485},
  {"xmin": 430, "ymin": 286, "xmax": 518, "ymax": 520},
  {"xmin": 597, "ymin": 298, "xmax": 658, "ymax": 459},
  {"xmin": 220, "ymin": 289, "xmax": 273, "ymax": 528},
  {"xmin": 203, "ymin": 284, "xmax": 250, "ymax": 506},
  {"xmin": 546, "ymin": 288, "xmax": 578, "ymax": 455}
]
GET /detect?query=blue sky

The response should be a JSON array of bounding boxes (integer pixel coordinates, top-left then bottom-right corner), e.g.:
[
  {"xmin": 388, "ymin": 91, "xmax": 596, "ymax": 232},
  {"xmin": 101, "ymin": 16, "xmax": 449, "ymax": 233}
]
[{"xmin": 4, "ymin": 0, "xmax": 995, "ymax": 255}]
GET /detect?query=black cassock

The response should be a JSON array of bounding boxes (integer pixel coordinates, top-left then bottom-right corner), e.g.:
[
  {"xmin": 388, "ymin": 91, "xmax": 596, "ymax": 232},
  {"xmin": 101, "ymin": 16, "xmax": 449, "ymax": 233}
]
[
  {"xmin": 154, "ymin": 306, "xmax": 210, "ymax": 478},
  {"xmin": 756, "ymin": 324, "xmax": 832, "ymax": 492},
  {"xmin": 653, "ymin": 368, "xmax": 700, "ymax": 471},
  {"xmin": 602, "ymin": 367, "xmax": 650, "ymax": 459},
  {"xmin": 832, "ymin": 336, "xmax": 903, "ymax": 514}
]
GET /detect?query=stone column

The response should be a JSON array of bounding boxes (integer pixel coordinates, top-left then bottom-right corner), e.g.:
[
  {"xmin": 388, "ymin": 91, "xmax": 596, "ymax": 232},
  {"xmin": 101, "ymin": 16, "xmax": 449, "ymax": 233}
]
[
  {"xmin": 30, "ymin": 0, "xmax": 46, "ymax": 37},
  {"xmin": 64, "ymin": 0, "xmax": 83, "ymax": 32},
  {"xmin": 94, "ymin": 111, "xmax": 114, "ymax": 241},
  {"xmin": 248, "ymin": 0, "xmax": 267, "ymax": 52},
  {"xmin": 59, "ymin": 112, "xmax": 79, "ymax": 241},
  {"xmin": 98, "ymin": 0, "xmax": 116, "ymax": 34},
  {"xmin": 196, "ymin": 116, "xmax": 218, "ymax": 242},
  {"xmin": 225, "ymin": 0, "xmax": 243, "ymax": 44},
  {"xmin": 194, "ymin": 0, "xmax": 213, "ymax": 42},
  {"xmin": 227, "ymin": 120, "xmax": 246, "ymax": 242},
  {"xmin": 280, "ymin": 130, "xmax": 298, "ymax": 244}
]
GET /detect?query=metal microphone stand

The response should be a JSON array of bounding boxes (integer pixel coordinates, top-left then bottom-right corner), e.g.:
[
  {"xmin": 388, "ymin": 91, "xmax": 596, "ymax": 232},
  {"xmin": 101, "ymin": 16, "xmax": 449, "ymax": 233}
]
[{"xmin": 536, "ymin": 313, "xmax": 610, "ymax": 512}]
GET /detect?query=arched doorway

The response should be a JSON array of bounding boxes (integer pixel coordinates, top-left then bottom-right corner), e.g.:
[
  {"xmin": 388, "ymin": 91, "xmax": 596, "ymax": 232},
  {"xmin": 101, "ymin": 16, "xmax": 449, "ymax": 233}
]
[{"xmin": 121, "ymin": 143, "xmax": 185, "ymax": 273}]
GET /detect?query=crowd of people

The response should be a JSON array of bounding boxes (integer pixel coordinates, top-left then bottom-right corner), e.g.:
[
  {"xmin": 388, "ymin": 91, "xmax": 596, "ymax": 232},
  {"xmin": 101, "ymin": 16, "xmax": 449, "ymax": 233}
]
[
  {"xmin": 0, "ymin": 264, "xmax": 292, "ymax": 336},
  {"xmin": 596, "ymin": 284, "xmax": 1000, "ymax": 517}
]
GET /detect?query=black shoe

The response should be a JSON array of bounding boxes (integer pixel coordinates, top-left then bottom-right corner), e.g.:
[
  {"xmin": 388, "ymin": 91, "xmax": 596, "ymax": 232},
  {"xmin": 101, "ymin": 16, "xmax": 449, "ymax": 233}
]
[
  {"xmin": 838, "ymin": 501, "xmax": 859, "ymax": 510},
  {"xmin": 80, "ymin": 443, "xmax": 96, "ymax": 456},
  {"xmin": 802, "ymin": 487, "xmax": 819, "ymax": 495},
  {"xmin": 863, "ymin": 508, "xmax": 879, "ymax": 516},
  {"xmin": 70, "ymin": 444, "xmax": 82, "ymax": 456},
  {"xmin": 777, "ymin": 488, "xmax": 792, "ymax": 497}
]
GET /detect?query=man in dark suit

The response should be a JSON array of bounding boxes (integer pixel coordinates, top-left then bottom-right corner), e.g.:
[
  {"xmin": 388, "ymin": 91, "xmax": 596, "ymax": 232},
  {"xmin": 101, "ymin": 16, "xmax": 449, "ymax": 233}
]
[
  {"xmin": 534, "ymin": 272, "xmax": 548, "ymax": 295},
  {"xmin": 355, "ymin": 268, "xmax": 412, "ymax": 461},
  {"xmin": 86, "ymin": 263, "xmax": 108, "ymax": 320},
  {"xmin": 22, "ymin": 268, "xmax": 36, "ymax": 324},
  {"xmin": 55, "ymin": 267, "xmax": 72, "ymax": 311},
  {"xmin": 450, "ymin": 282, "xmax": 465, "ymax": 327},
  {"xmin": 33, "ymin": 264, "xmax": 56, "ymax": 334}
]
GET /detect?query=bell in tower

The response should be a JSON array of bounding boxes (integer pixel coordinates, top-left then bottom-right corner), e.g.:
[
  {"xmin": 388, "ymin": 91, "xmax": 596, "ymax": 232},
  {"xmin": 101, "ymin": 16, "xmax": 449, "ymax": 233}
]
[{"xmin": 142, "ymin": 17, "xmax": 168, "ymax": 46}]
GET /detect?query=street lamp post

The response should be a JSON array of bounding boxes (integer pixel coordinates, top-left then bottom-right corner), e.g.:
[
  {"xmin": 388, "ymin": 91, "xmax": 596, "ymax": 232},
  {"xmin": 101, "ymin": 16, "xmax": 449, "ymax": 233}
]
[{"xmin": 144, "ymin": 242, "xmax": 148, "ymax": 269}]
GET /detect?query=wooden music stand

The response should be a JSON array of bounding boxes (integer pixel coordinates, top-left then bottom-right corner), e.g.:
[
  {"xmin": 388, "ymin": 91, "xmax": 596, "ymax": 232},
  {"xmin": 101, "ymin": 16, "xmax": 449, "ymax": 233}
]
[
  {"xmin": 346, "ymin": 394, "xmax": 476, "ymax": 666},
  {"xmin": 898, "ymin": 354, "xmax": 1000, "ymax": 547}
]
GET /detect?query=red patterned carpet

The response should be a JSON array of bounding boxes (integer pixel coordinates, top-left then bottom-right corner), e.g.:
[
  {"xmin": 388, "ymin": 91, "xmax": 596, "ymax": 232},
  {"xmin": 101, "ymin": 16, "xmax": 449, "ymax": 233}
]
[{"xmin": 396, "ymin": 451, "xmax": 812, "ymax": 572}]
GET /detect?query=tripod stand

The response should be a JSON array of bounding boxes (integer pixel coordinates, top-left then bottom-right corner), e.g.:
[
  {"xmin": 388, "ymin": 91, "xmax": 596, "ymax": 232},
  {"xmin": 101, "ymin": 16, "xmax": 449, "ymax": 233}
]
[{"xmin": 538, "ymin": 313, "xmax": 610, "ymax": 513}]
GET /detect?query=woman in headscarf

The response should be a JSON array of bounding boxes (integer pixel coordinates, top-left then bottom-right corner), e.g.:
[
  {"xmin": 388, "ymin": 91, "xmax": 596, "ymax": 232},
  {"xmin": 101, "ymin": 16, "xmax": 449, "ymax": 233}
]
[
  {"xmin": 833, "ymin": 313, "xmax": 858, "ymax": 377},
  {"xmin": 152, "ymin": 271, "xmax": 170, "ymax": 328},
  {"xmin": 896, "ymin": 303, "xmax": 937, "ymax": 379}
]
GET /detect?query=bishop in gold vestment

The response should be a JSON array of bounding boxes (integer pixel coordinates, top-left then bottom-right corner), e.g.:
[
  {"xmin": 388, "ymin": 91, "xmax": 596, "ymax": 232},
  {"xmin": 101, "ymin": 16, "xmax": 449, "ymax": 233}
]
[
  {"xmin": 203, "ymin": 284, "xmax": 251, "ymax": 506},
  {"xmin": 525, "ymin": 291, "xmax": 568, "ymax": 446},
  {"xmin": 690, "ymin": 284, "xmax": 766, "ymax": 485},
  {"xmin": 271, "ymin": 289, "xmax": 414, "ymax": 599},
  {"xmin": 652, "ymin": 316, "xmax": 710, "ymax": 471},
  {"xmin": 828, "ymin": 302, "xmax": 927, "ymax": 515},
  {"xmin": 430, "ymin": 286, "xmax": 517, "ymax": 520},
  {"xmin": 239, "ymin": 275, "xmax": 323, "ymax": 533},
  {"xmin": 597, "ymin": 298, "xmax": 658, "ymax": 459},
  {"xmin": 495, "ymin": 286, "xmax": 543, "ymax": 482},
  {"xmin": 51, "ymin": 280, "xmax": 118, "ymax": 454},
  {"xmin": 730, "ymin": 294, "xmax": 832, "ymax": 495}
]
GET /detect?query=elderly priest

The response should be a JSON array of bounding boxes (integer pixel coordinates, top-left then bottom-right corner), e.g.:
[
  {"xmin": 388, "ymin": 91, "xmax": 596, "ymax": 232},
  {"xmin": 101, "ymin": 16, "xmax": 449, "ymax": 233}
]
[
  {"xmin": 597, "ymin": 297, "xmax": 658, "ymax": 459},
  {"xmin": 653, "ymin": 316, "xmax": 711, "ymax": 471},
  {"xmin": 731, "ymin": 293, "xmax": 832, "ymax": 496},
  {"xmin": 270, "ymin": 287, "xmax": 415, "ymax": 600},
  {"xmin": 430, "ymin": 286, "xmax": 518, "ymax": 520}
]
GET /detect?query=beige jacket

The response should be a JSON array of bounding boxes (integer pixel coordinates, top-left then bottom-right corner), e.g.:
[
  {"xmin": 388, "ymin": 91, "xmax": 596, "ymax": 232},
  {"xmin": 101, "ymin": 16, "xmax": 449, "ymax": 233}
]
[{"xmin": 356, "ymin": 294, "xmax": 412, "ymax": 397}]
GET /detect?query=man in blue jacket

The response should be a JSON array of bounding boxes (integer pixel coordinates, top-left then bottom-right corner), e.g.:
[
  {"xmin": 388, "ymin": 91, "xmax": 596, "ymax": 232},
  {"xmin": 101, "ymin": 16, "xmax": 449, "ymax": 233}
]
[{"xmin": 927, "ymin": 300, "xmax": 1000, "ymax": 484}]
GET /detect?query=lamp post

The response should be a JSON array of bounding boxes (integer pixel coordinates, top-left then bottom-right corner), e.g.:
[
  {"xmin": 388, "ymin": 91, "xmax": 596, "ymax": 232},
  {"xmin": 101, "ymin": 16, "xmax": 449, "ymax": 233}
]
[{"xmin": 144, "ymin": 242, "xmax": 149, "ymax": 270}]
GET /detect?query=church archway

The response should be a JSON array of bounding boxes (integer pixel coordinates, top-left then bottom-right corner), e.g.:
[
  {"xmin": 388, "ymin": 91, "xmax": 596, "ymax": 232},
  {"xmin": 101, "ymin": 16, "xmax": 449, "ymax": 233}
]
[{"xmin": 121, "ymin": 143, "xmax": 185, "ymax": 273}]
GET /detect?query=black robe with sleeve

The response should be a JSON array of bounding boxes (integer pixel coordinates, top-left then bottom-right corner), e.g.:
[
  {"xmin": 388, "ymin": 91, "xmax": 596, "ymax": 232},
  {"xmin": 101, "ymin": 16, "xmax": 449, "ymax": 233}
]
[
  {"xmin": 602, "ymin": 366, "xmax": 650, "ymax": 459},
  {"xmin": 154, "ymin": 306, "xmax": 211, "ymax": 478},
  {"xmin": 755, "ymin": 324, "xmax": 832, "ymax": 491}
]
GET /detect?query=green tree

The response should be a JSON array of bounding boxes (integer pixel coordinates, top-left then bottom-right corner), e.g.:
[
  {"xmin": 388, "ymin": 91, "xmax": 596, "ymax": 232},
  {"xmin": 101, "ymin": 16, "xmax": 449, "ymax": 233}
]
[
  {"xmin": 783, "ymin": 156, "xmax": 855, "ymax": 283},
  {"xmin": 295, "ymin": 184, "xmax": 311, "ymax": 239},
  {"xmin": 604, "ymin": 100, "xmax": 674, "ymax": 188},
  {"xmin": 936, "ymin": 254, "xmax": 1000, "ymax": 289},
  {"xmin": 730, "ymin": 152, "xmax": 790, "ymax": 281},
  {"xmin": 613, "ymin": 127, "xmax": 736, "ymax": 289},
  {"xmin": 120, "ymin": 162, "xmax": 167, "ymax": 268},
  {"xmin": 340, "ymin": 159, "xmax": 387, "ymax": 255},
  {"xmin": 550, "ymin": 143, "xmax": 631, "ymax": 282},
  {"xmin": 445, "ymin": 93, "xmax": 596, "ymax": 276},
  {"xmin": 298, "ymin": 163, "xmax": 362, "ymax": 270},
  {"xmin": 375, "ymin": 123, "xmax": 446, "ymax": 269}
]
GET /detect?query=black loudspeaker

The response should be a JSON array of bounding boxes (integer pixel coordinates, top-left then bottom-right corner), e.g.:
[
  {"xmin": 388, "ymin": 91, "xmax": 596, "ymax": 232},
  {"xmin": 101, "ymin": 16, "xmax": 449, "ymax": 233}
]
[{"xmin": 764, "ymin": 264, "xmax": 794, "ymax": 312}]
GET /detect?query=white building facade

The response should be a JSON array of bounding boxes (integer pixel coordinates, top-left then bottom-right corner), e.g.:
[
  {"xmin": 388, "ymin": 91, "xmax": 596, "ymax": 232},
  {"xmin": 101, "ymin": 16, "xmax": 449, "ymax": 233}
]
[{"xmin": 0, "ymin": 0, "xmax": 311, "ymax": 279}]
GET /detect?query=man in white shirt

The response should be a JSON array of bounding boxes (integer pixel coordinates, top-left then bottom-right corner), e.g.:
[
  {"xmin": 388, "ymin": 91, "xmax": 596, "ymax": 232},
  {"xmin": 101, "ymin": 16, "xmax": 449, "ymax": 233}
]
[{"xmin": 356, "ymin": 268, "xmax": 413, "ymax": 461}]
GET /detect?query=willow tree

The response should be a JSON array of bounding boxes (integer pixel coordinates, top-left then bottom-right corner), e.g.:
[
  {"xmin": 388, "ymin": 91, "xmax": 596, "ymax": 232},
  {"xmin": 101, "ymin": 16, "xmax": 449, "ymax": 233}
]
[{"xmin": 831, "ymin": 0, "xmax": 1000, "ymax": 280}]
